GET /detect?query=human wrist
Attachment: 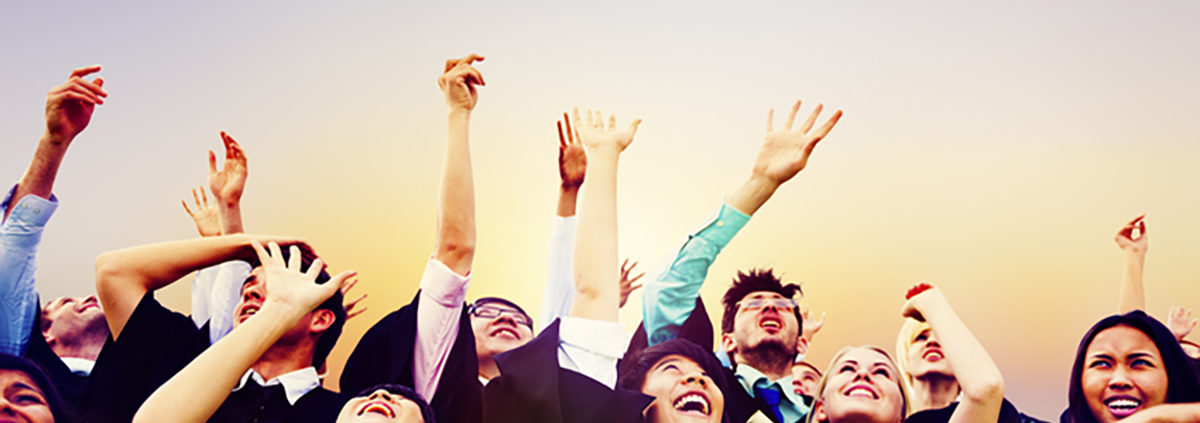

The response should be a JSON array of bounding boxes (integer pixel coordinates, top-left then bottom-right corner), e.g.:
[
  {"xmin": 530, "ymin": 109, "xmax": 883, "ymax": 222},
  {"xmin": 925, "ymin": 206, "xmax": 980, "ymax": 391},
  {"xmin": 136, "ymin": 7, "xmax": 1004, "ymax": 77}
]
[{"xmin": 40, "ymin": 131, "xmax": 72, "ymax": 148}]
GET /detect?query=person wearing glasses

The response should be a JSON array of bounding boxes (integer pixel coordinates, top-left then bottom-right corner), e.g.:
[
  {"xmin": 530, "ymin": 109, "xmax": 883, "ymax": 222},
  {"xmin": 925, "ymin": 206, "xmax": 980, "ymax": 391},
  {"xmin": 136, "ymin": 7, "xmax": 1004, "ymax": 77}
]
[{"xmin": 632, "ymin": 100, "xmax": 843, "ymax": 422}]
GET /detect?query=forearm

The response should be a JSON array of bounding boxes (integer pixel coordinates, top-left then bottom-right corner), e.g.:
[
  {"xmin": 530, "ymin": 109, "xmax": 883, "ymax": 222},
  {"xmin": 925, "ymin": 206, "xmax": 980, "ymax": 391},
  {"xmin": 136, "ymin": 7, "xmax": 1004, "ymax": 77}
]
[
  {"xmin": 96, "ymin": 234, "xmax": 254, "ymax": 338},
  {"xmin": 5, "ymin": 135, "xmax": 69, "ymax": 222},
  {"xmin": 922, "ymin": 301, "xmax": 1004, "ymax": 406},
  {"xmin": 434, "ymin": 110, "xmax": 476, "ymax": 275},
  {"xmin": 556, "ymin": 187, "xmax": 579, "ymax": 217},
  {"xmin": 571, "ymin": 150, "xmax": 620, "ymax": 322},
  {"xmin": 1117, "ymin": 251, "xmax": 1147, "ymax": 313},
  {"xmin": 725, "ymin": 175, "xmax": 780, "ymax": 216},
  {"xmin": 218, "ymin": 203, "xmax": 244, "ymax": 235},
  {"xmin": 1132, "ymin": 403, "xmax": 1200, "ymax": 423},
  {"xmin": 134, "ymin": 304, "xmax": 298, "ymax": 423}
]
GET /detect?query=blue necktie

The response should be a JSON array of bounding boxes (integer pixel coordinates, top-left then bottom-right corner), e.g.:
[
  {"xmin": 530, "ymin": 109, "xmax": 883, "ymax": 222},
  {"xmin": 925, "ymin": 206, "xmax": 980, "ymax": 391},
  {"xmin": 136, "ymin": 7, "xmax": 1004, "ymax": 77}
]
[{"xmin": 755, "ymin": 383, "xmax": 785, "ymax": 422}]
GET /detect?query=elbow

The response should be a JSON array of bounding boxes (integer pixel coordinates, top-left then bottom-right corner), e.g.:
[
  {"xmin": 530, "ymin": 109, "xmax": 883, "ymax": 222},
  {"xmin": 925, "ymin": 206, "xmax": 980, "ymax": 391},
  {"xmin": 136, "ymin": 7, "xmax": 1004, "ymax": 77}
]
[
  {"xmin": 434, "ymin": 239, "xmax": 475, "ymax": 273},
  {"xmin": 94, "ymin": 252, "xmax": 124, "ymax": 292},
  {"xmin": 962, "ymin": 375, "xmax": 1005, "ymax": 405}
]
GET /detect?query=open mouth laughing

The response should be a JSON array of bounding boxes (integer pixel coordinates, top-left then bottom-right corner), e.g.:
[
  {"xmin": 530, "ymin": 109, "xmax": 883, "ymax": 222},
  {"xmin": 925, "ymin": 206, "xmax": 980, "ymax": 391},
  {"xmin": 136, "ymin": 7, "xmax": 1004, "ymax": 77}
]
[
  {"xmin": 1104, "ymin": 395, "xmax": 1142, "ymax": 418},
  {"xmin": 843, "ymin": 383, "xmax": 880, "ymax": 400},
  {"xmin": 357, "ymin": 400, "xmax": 396, "ymax": 418},
  {"xmin": 672, "ymin": 390, "xmax": 712, "ymax": 417},
  {"xmin": 759, "ymin": 316, "xmax": 783, "ymax": 333}
]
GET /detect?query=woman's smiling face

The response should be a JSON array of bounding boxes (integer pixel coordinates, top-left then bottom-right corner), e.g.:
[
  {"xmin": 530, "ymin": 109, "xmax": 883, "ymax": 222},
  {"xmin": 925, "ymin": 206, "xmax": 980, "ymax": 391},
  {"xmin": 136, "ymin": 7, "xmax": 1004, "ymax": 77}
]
[
  {"xmin": 1082, "ymin": 324, "xmax": 1168, "ymax": 423},
  {"xmin": 815, "ymin": 347, "xmax": 904, "ymax": 423}
]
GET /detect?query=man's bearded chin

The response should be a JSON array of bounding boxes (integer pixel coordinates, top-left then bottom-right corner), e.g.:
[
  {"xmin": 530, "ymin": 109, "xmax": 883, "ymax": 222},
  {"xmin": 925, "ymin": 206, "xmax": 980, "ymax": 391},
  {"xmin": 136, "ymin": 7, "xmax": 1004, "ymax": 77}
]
[{"xmin": 740, "ymin": 337, "xmax": 795, "ymax": 369}]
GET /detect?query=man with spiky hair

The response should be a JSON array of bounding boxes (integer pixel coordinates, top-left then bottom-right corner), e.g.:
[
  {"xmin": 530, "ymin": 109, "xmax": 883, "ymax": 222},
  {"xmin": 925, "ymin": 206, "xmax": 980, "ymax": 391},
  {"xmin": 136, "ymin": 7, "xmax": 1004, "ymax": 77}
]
[{"xmin": 636, "ymin": 100, "xmax": 843, "ymax": 423}]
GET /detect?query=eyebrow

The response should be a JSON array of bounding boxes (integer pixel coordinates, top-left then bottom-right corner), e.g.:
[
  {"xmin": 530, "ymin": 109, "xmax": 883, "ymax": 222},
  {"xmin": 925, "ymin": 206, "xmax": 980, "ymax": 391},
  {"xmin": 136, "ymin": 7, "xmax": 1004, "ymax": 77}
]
[{"xmin": 12, "ymin": 381, "xmax": 45, "ymax": 396}]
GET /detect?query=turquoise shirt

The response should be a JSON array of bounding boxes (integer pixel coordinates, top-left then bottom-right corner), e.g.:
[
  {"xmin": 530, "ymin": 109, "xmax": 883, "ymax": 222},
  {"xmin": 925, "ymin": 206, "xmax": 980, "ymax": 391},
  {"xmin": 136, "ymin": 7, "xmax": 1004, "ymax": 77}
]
[{"xmin": 642, "ymin": 203, "xmax": 750, "ymax": 346}]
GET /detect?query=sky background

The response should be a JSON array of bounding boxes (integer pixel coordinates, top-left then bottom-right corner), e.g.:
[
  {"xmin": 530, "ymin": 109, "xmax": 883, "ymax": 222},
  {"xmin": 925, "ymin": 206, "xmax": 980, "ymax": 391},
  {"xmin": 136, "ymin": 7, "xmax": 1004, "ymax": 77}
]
[{"xmin": 3, "ymin": 1, "xmax": 1200, "ymax": 418}]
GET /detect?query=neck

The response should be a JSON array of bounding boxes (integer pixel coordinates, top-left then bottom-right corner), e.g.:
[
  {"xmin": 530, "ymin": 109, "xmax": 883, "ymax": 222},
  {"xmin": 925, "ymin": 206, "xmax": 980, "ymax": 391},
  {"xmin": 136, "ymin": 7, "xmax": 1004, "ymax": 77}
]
[
  {"xmin": 252, "ymin": 343, "xmax": 313, "ymax": 381},
  {"xmin": 52, "ymin": 335, "xmax": 105, "ymax": 362},
  {"xmin": 911, "ymin": 374, "xmax": 960, "ymax": 411},
  {"xmin": 736, "ymin": 349, "xmax": 792, "ymax": 381},
  {"xmin": 478, "ymin": 355, "xmax": 499, "ymax": 381}
]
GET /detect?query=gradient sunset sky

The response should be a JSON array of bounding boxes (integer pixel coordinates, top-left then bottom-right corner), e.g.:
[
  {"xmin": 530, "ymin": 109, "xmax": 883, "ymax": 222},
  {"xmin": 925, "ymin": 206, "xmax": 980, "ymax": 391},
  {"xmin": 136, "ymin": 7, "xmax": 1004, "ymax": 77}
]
[{"xmin": 3, "ymin": 1, "xmax": 1199, "ymax": 418}]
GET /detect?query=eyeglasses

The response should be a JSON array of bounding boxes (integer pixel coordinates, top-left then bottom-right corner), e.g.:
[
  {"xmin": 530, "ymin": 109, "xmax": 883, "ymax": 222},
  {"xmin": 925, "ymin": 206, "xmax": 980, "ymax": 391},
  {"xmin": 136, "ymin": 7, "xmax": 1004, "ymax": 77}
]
[
  {"xmin": 736, "ymin": 298, "xmax": 797, "ymax": 312},
  {"xmin": 468, "ymin": 304, "xmax": 533, "ymax": 327}
]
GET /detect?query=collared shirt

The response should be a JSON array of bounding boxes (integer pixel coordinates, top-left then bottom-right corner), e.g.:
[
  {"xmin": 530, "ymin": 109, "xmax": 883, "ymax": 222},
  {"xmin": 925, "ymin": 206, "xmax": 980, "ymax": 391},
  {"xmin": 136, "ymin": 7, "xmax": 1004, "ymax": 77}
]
[
  {"xmin": 643, "ymin": 203, "xmax": 750, "ymax": 346},
  {"xmin": 557, "ymin": 316, "xmax": 629, "ymax": 389},
  {"xmin": 735, "ymin": 364, "xmax": 811, "ymax": 423},
  {"xmin": 539, "ymin": 216, "xmax": 577, "ymax": 330},
  {"xmin": 0, "ymin": 186, "xmax": 58, "ymax": 356},
  {"xmin": 413, "ymin": 257, "xmax": 471, "ymax": 402},
  {"xmin": 59, "ymin": 357, "xmax": 94, "ymax": 377},
  {"xmin": 232, "ymin": 367, "xmax": 322, "ymax": 406}
]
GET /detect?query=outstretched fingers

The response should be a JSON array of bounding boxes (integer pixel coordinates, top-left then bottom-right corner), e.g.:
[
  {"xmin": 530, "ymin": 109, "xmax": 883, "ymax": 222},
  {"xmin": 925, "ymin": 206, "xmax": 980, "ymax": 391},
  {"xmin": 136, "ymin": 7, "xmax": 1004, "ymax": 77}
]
[{"xmin": 783, "ymin": 100, "xmax": 802, "ymax": 131}]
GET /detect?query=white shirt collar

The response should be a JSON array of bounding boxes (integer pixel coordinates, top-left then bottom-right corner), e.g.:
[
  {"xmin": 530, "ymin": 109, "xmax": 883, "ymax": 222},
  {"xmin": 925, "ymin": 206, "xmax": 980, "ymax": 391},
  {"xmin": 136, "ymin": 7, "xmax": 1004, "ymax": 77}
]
[
  {"xmin": 58, "ymin": 357, "xmax": 94, "ymax": 377},
  {"xmin": 232, "ymin": 367, "xmax": 321, "ymax": 405}
]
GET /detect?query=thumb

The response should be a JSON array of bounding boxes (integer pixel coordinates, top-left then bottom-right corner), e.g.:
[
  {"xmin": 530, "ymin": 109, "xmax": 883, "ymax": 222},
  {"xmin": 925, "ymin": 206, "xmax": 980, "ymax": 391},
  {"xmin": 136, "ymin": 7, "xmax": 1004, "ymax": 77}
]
[
  {"xmin": 627, "ymin": 118, "xmax": 642, "ymax": 135},
  {"xmin": 324, "ymin": 270, "xmax": 358, "ymax": 301}
]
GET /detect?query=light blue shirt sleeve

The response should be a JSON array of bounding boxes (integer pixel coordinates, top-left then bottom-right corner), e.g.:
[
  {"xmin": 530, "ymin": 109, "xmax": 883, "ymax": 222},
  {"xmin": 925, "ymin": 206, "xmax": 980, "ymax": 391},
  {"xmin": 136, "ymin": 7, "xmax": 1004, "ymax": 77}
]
[
  {"xmin": 0, "ymin": 187, "xmax": 59, "ymax": 356},
  {"xmin": 539, "ymin": 216, "xmax": 577, "ymax": 330},
  {"xmin": 642, "ymin": 203, "xmax": 750, "ymax": 346}
]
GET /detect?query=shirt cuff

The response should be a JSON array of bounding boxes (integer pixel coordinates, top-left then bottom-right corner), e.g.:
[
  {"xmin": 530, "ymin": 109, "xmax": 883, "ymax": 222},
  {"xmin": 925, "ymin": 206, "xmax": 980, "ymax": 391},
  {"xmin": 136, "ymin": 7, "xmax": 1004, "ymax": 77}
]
[
  {"xmin": 559, "ymin": 317, "xmax": 630, "ymax": 360},
  {"xmin": 418, "ymin": 257, "xmax": 470, "ymax": 307},
  {"xmin": 1, "ymin": 190, "xmax": 58, "ymax": 229},
  {"xmin": 689, "ymin": 203, "xmax": 750, "ymax": 248}
]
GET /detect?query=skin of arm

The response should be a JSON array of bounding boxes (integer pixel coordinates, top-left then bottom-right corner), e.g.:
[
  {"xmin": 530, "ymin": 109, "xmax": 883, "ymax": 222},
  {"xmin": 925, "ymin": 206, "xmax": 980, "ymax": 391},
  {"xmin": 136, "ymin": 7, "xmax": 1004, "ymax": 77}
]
[
  {"xmin": 902, "ymin": 284, "xmax": 1005, "ymax": 423},
  {"xmin": 570, "ymin": 108, "xmax": 640, "ymax": 322},
  {"xmin": 1119, "ymin": 403, "xmax": 1200, "ymax": 423},
  {"xmin": 94, "ymin": 234, "xmax": 312, "ymax": 339},
  {"xmin": 133, "ymin": 242, "xmax": 353, "ymax": 423},
  {"xmin": 4, "ymin": 66, "xmax": 107, "ymax": 223},
  {"xmin": 1115, "ymin": 215, "xmax": 1148, "ymax": 313},
  {"xmin": 433, "ymin": 54, "xmax": 484, "ymax": 276}
]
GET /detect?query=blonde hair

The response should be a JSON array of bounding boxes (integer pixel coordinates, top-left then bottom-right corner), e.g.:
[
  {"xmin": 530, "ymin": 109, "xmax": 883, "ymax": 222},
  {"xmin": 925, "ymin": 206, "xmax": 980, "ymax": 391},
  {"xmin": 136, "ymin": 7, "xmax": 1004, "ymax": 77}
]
[
  {"xmin": 808, "ymin": 345, "xmax": 909, "ymax": 423},
  {"xmin": 893, "ymin": 318, "xmax": 928, "ymax": 414}
]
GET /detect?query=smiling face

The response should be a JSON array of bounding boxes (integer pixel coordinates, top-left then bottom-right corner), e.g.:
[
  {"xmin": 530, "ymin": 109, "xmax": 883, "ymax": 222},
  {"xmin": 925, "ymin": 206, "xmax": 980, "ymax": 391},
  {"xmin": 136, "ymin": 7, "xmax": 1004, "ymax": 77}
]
[
  {"xmin": 469, "ymin": 300, "xmax": 534, "ymax": 362},
  {"xmin": 814, "ymin": 347, "xmax": 905, "ymax": 423},
  {"xmin": 906, "ymin": 326, "xmax": 952, "ymax": 379},
  {"xmin": 727, "ymin": 291, "xmax": 799, "ymax": 364},
  {"xmin": 1081, "ymin": 325, "xmax": 1168, "ymax": 423},
  {"xmin": 641, "ymin": 355, "xmax": 725, "ymax": 423},
  {"xmin": 0, "ymin": 369, "xmax": 55, "ymax": 423},
  {"xmin": 336, "ymin": 389, "xmax": 425, "ymax": 423},
  {"xmin": 41, "ymin": 295, "xmax": 108, "ymax": 351}
]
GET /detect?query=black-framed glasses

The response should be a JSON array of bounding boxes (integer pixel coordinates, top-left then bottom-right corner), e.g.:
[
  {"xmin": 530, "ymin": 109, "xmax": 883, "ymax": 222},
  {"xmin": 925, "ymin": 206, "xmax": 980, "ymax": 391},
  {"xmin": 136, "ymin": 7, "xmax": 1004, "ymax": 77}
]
[
  {"xmin": 736, "ymin": 298, "xmax": 797, "ymax": 312},
  {"xmin": 468, "ymin": 303, "xmax": 533, "ymax": 327}
]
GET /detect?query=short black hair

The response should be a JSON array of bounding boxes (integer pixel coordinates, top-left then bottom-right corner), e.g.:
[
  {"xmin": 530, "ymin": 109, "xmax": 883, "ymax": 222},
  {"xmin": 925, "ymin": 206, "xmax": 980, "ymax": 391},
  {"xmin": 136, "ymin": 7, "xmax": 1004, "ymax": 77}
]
[
  {"xmin": 0, "ymin": 353, "xmax": 73, "ymax": 422},
  {"xmin": 720, "ymin": 268, "xmax": 802, "ymax": 334},
  {"xmin": 618, "ymin": 339, "xmax": 725, "ymax": 390},
  {"xmin": 243, "ymin": 249, "xmax": 345, "ymax": 368},
  {"xmin": 354, "ymin": 383, "xmax": 436, "ymax": 423}
]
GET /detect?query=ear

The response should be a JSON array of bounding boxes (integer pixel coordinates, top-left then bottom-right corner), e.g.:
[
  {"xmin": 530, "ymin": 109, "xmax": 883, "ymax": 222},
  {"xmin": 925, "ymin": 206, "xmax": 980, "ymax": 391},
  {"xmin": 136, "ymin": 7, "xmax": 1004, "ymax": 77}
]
[
  {"xmin": 720, "ymin": 333, "xmax": 736, "ymax": 356},
  {"xmin": 813, "ymin": 400, "xmax": 827, "ymax": 423},
  {"xmin": 796, "ymin": 336, "xmax": 810, "ymax": 356},
  {"xmin": 42, "ymin": 326, "xmax": 57, "ymax": 348},
  {"xmin": 307, "ymin": 309, "xmax": 335, "ymax": 336}
]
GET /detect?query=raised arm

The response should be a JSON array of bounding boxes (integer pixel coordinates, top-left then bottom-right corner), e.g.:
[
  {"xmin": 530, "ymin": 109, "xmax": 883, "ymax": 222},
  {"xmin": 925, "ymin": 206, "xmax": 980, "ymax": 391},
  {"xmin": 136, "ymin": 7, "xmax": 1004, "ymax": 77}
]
[
  {"xmin": 133, "ymin": 242, "xmax": 352, "ymax": 423},
  {"xmin": 95, "ymin": 234, "xmax": 310, "ymax": 339},
  {"xmin": 642, "ymin": 100, "xmax": 843, "ymax": 345},
  {"xmin": 433, "ymin": 54, "xmax": 484, "ymax": 275},
  {"xmin": 540, "ymin": 113, "xmax": 586, "ymax": 328},
  {"xmin": 1115, "ymin": 215, "xmax": 1148, "ymax": 313},
  {"xmin": 902, "ymin": 283, "xmax": 1005, "ymax": 423},
  {"xmin": 4, "ymin": 66, "xmax": 107, "ymax": 222},
  {"xmin": 570, "ymin": 108, "xmax": 640, "ymax": 322},
  {"xmin": 209, "ymin": 131, "xmax": 247, "ymax": 235}
]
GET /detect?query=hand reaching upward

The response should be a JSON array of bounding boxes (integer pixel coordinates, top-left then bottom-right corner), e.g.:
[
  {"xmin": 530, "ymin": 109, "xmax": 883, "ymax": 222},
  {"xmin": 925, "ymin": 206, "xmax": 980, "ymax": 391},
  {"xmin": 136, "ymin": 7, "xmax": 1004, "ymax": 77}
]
[
  {"xmin": 182, "ymin": 187, "xmax": 220, "ymax": 237},
  {"xmin": 754, "ymin": 100, "xmax": 843, "ymax": 185},
  {"xmin": 557, "ymin": 112, "xmax": 587, "ymax": 189},
  {"xmin": 208, "ymin": 131, "xmax": 248, "ymax": 206},
  {"xmin": 438, "ymin": 54, "xmax": 485, "ymax": 112},
  {"xmin": 44, "ymin": 65, "xmax": 108, "ymax": 144},
  {"xmin": 1115, "ymin": 214, "xmax": 1148, "ymax": 255},
  {"xmin": 571, "ymin": 108, "xmax": 641, "ymax": 154}
]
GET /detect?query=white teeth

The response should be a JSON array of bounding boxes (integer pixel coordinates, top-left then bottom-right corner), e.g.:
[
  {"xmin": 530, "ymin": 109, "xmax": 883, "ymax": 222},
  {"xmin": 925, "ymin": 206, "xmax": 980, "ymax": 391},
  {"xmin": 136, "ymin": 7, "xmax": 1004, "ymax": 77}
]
[
  {"xmin": 673, "ymin": 394, "xmax": 710, "ymax": 415},
  {"xmin": 762, "ymin": 321, "xmax": 780, "ymax": 328},
  {"xmin": 1107, "ymin": 399, "xmax": 1141, "ymax": 410},
  {"xmin": 847, "ymin": 387, "xmax": 875, "ymax": 398}
]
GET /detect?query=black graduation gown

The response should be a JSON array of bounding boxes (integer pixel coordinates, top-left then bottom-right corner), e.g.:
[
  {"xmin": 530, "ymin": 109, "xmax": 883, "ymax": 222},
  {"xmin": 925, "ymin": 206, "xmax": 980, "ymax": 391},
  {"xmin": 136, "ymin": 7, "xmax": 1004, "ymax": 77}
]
[
  {"xmin": 340, "ymin": 291, "xmax": 483, "ymax": 423},
  {"xmin": 483, "ymin": 319, "xmax": 654, "ymax": 423},
  {"xmin": 906, "ymin": 399, "xmax": 1049, "ymax": 423}
]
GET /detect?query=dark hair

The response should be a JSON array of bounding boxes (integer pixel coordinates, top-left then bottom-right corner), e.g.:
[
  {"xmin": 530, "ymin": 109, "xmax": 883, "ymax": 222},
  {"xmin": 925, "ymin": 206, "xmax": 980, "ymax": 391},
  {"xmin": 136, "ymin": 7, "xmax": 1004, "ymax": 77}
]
[
  {"xmin": 354, "ymin": 384, "xmax": 436, "ymax": 423},
  {"xmin": 470, "ymin": 297, "xmax": 532, "ymax": 328},
  {"xmin": 1064, "ymin": 310, "xmax": 1200, "ymax": 423},
  {"xmin": 720, "ymin": 268, "xmax": 803, "ymax": 334},
  {"xmin": 244, "ymin": 249, "xmax": 345, "ymax": 368},
  {"xmin": 0, "ymin": 353, "xmax": 73, "ymax": 422},
  {"xmin": 617, "ymin": 339, "xmax": 729, "ymax": 406}
]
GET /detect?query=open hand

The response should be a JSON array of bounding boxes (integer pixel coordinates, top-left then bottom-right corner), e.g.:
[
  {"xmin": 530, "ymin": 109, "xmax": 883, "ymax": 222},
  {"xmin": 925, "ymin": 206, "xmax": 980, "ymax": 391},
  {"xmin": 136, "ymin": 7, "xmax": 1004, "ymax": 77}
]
[
  {"xmin": 753, "ymin": 100, "xmax": 842, "ymax": 185},
  {"xmin": 251, "ymin": 241, "xmax": 354, "ymax": 315},
  {"xmin": 182, "ymin": 187, "xmax": 220, "ymax": 237},
  {"xmin": 1168, "ymin": 306, "xmax": 1197, "ymax": 340},
  {"xmin": 618, "ymin": 258, "xmax": 645, "ymax": 309},
  {"xmin": 800, "ymin": 305, "xmax": 825, "ymax": 341},
  {"xmin": 557, "ymin": 112, "xmax": 587, "ymax": 189},
  {"xmin": 571, "ymin": 108, "xmax": 641, "ymax": 153},
  {"xmin": 209, "ymin": 131, "xmax": 248, "ymax": 206},
  {"xmin": 341, "ymin": 278, "xmax": 368, "ymax": 320}
]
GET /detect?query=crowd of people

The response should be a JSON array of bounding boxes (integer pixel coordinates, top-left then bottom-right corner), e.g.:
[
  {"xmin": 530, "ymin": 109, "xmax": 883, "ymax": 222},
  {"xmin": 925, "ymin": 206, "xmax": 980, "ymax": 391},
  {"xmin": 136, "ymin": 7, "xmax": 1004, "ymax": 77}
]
[{"xmin": 2, "ymin": 56, "xmax": 1199, "ymax": 423}]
